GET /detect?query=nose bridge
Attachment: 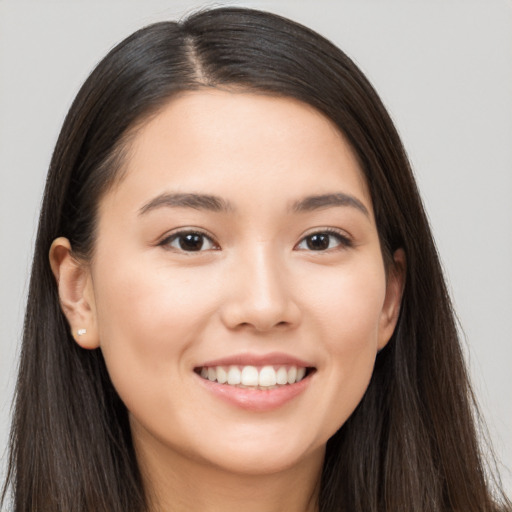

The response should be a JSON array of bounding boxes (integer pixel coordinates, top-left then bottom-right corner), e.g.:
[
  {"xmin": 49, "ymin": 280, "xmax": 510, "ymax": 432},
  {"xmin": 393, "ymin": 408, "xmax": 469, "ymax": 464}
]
[
  {"xmin": 221, "ymin": 241, "xmax": 300, "ymax": 331},
  {"xmin": 249, "ymin": 243, "xmax": 286, "ymax": 306}
]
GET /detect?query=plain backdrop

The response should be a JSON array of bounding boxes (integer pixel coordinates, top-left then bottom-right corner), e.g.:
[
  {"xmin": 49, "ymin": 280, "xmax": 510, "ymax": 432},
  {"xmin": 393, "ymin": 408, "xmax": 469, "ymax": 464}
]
[{"xmin": 1, "ymin": 0, "xmax": 511, "ymax": 497}]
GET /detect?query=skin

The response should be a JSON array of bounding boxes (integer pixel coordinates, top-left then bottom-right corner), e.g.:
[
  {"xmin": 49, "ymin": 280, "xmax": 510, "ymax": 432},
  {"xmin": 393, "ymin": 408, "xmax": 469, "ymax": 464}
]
[{"xmin": 50, "ymin": 90, "xmax": 405, "ymax": 512}]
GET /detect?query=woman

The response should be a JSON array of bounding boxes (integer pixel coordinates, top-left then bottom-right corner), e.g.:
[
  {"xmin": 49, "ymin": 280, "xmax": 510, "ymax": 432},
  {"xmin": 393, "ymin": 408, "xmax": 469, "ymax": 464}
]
[{"xmin": 2, "ymin": 6, "xmax": 510, "ymax": 512}]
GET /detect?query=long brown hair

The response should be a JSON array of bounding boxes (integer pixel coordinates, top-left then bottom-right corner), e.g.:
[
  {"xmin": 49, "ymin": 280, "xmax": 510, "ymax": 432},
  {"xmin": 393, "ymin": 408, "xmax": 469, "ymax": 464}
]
[{"xmin": 3, "ymin": 7, "xmax": 510, "ymax": 512}]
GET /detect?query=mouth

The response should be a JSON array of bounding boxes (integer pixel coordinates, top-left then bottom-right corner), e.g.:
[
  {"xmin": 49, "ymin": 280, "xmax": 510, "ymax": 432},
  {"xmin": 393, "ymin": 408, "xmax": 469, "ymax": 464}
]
[{"xmin": 194, "ymin": 364, "xmax": 315, "ymax": 390}]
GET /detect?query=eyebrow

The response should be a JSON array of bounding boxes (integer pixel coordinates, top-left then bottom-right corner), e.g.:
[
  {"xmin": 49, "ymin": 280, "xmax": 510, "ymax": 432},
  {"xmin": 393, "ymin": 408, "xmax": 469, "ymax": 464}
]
[
  {"xmin": 138, "ymin": 191, "xmax": 369, "ymax": 217},
  {"xmin": 291, "ymin": 193, "xmax": 369, "ymax": 217},
  {"xmin": 138, "ymin": 192, "xmax": 234, "ymax": 215}
]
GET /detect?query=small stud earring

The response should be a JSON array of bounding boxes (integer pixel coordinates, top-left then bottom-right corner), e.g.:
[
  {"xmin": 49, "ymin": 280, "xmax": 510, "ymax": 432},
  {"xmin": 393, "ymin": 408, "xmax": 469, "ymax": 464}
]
[{"xmin": 77, "ymin": 328, "xmax": 87, "ymax": 336}]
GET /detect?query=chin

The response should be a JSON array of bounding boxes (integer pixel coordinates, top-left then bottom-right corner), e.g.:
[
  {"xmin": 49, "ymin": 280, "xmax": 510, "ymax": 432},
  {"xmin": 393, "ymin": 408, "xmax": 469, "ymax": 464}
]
[
  {"xmin": 208, "ymin": 447, "xmax": 323, "ymax": 477},
  {"xmin": 191, "ymin": 428, "xmax": 327, "ymax": 476}
]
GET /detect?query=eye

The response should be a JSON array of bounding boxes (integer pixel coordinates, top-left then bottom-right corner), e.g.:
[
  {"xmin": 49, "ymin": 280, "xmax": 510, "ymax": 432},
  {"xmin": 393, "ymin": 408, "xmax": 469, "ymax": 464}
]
[
  {"xmin": 161, "ymin": 231, "xmax": 218, "ymax": 252},
  {"xmin": 296, "ymin": 230, "xmax": 352, "ymax": 251}
]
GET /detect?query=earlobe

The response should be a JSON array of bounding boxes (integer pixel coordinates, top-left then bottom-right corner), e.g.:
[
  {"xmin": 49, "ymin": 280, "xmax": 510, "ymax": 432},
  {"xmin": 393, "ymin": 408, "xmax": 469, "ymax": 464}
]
[
  {"xmin": 378, "ymin": 248, "xmax": 406, "ymax": 350},
  {"xmin": 49, "ymin": 237, "xmax": 100, "ymax": 349}
]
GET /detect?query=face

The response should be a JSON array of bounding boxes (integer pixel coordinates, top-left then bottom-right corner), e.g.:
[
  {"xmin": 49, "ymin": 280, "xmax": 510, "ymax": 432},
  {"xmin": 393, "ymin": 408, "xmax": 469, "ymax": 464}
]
[{"xmin": 56, "ymin": 90, "xmax": 403, "ymax": 478}]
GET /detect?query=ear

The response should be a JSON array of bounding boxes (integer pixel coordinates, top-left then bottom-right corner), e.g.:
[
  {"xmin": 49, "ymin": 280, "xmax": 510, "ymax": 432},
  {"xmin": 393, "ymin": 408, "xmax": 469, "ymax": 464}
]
[
  {"xmin": 378, "ymin": 248, "xmax": 406, "ymax": 350},
  {"xmin": 49, "ymin": 237, "xmax": 100, "ymax": 349}
]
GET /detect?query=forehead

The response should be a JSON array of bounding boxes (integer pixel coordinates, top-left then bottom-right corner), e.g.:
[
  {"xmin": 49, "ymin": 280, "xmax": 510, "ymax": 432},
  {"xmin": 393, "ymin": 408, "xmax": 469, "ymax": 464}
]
[{"xmin": 102, "ymin": 89, "xmax": 372, "ymax": 215}]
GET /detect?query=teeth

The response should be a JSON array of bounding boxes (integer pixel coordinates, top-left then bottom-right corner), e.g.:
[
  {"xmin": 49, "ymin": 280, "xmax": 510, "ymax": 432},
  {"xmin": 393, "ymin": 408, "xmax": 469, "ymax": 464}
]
[
  {"xmin": 199, "ymin": 365, "xmax": 308, "ymax": 387},
  {"xmin": 259, "ymin": 366, "xmax": 277, "ymax": 387},
  {"xmin": 227, "ymin": 366, "xmax": 241, "ymax": 385},
  {"xmin": 216, "ymin": 366, "xmax": 228, "ymax": 384},
  {"xmin": 276, "ymin": 366, "xmax": 288, "ymax": 385},
  {"xmin": 241, "ymin": 366, "xmax": 259, "ymax": 386}
]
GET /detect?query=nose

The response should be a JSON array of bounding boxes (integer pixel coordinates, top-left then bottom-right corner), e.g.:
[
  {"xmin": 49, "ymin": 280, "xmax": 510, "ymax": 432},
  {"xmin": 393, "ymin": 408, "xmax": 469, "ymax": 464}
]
[{"xmin": 219, "ymin": 245, "xmax": 301, "ymax": 332}]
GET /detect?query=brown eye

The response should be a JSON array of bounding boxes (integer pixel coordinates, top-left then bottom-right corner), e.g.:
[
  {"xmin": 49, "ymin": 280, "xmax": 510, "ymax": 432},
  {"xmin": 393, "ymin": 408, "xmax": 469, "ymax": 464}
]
[
  {"xmin": 163, "ymin": 231, "xmax": 217, "ymax": 252},
  {"xmin": 305, "ymin": 233, "xmax": 330, "ymax": 250},
  {"xmin": 296, "ymin": 230, "xmax": 351, "ymax": 251}
]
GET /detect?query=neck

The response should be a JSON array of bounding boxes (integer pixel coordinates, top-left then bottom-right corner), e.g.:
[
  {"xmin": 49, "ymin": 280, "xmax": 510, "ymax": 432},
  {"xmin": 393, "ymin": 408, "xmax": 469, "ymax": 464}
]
[{"xmin": 134, "ymin": 428, "xmax": 324, "ymax": 512}]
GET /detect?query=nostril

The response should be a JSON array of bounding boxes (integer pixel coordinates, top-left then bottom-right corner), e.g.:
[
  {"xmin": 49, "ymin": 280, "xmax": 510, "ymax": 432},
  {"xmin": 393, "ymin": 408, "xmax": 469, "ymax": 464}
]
[
  {"xmin": 219, "ymin": 286, "xmax": 301, "ymax": 332},
  {"xmin": 232, "ymin": 322, "xmax": 251, "ymax": 331},
  {"xmin": 231, "ymin": 320, "xmax": 290, "ymax": 332}
]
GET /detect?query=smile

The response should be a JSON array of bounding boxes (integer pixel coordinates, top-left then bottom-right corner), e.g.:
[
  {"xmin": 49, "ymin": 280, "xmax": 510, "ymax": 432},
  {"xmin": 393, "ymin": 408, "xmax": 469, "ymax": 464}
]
[
  {"xmin": 194, "ymin": 353, "xmax": 316, "ymax": 411},
  {"xmin": 196, "ymin": 365, "xmax": 310, "ymax": 389}
]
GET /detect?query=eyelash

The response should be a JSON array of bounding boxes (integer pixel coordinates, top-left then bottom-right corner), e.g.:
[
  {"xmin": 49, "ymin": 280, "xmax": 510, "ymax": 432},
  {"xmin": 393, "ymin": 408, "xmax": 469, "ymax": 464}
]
[
  {"xmin": 159, "ymin": 228, "xmax": 353, "ymax": 253},
  {"xmin": 295, "ymin": 229, "xmax": 353, "ymax": 252},
  {"xmin": 159, "ymin": 229, "xmax": 219, "ymax": 253}
]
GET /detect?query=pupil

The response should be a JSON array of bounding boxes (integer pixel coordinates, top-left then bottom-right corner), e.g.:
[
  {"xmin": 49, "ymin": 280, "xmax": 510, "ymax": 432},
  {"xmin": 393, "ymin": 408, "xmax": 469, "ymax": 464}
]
[
  {"xmin": 307, "ymin": 234, "xmax": 329, "ymax": 250},
  {"xmin": 179, "ymin": 234, "xmax": 203, "ymax": 251}
]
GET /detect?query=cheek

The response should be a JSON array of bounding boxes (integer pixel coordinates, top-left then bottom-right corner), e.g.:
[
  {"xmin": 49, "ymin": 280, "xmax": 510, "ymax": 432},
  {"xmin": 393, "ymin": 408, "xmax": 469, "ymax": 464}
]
[
  {"xmin": 308, "ymin": 257, "xmax": 387, "ymax": 350},
  {"xmin": 94, "ymin": 251, "xmax": 218, "ymax": 338},
  {"xmin": 303, "ymin": 258, "xmax": 386, "ymax": 427},
  {"xmin": 90, "ymin": 253, "xmax": 219, "ymax": 401}
]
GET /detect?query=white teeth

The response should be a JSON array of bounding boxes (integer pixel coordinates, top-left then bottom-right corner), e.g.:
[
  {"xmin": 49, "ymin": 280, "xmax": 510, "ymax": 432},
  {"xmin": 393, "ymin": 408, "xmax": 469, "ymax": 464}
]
[
  {"xmin": 241, "ymin": 366, "xmax": 259, "ymax": 386},
  {"xmin": 287, "ymin": 366, "xmax": 297, "ymax": 384},
  {"xmin": 276, "ymin": 366, "xmax": 288, "ymax": 385},
  {"xmin": 227, "ymin": 366, "xmax": 241, "ymax": 385},
  {"xmin": 259, "ymin": 366, "xmax": 277, "ymax": 387},
  {"xmin": 199, "ymin": 364, "xmax": 309, "ymax": 387},
  {"xmin": 216, "ymin": 366, "xmax": 228, "ymax": 384}
]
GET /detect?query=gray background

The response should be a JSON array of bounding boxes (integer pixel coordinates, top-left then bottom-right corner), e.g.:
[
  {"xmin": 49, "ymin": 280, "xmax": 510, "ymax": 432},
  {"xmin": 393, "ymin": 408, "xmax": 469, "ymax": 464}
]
[{"xmin": 1, "ymin": 0, "xmax": 511, "ymax": 497}]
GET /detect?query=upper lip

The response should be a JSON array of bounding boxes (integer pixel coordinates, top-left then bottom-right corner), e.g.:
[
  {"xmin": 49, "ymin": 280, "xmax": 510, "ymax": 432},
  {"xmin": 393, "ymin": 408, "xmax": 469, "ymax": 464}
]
[{"xmin": 196, "ymin": 352, "xmax": 314, "ymax": 368}]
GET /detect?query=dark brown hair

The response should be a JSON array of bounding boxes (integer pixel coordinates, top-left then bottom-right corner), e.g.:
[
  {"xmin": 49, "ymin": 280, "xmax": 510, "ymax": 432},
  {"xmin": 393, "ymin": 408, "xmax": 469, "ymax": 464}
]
[{"xmin": 2, "ymin": 7, "xmax": 510, "ymax": 512}]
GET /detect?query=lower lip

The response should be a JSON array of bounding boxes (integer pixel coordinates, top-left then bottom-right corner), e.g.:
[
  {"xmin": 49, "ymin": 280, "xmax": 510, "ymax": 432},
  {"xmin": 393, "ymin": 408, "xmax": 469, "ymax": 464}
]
[{"xmin": 196, "ymin": 373, "xmax": 312, "ymax": 412}]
